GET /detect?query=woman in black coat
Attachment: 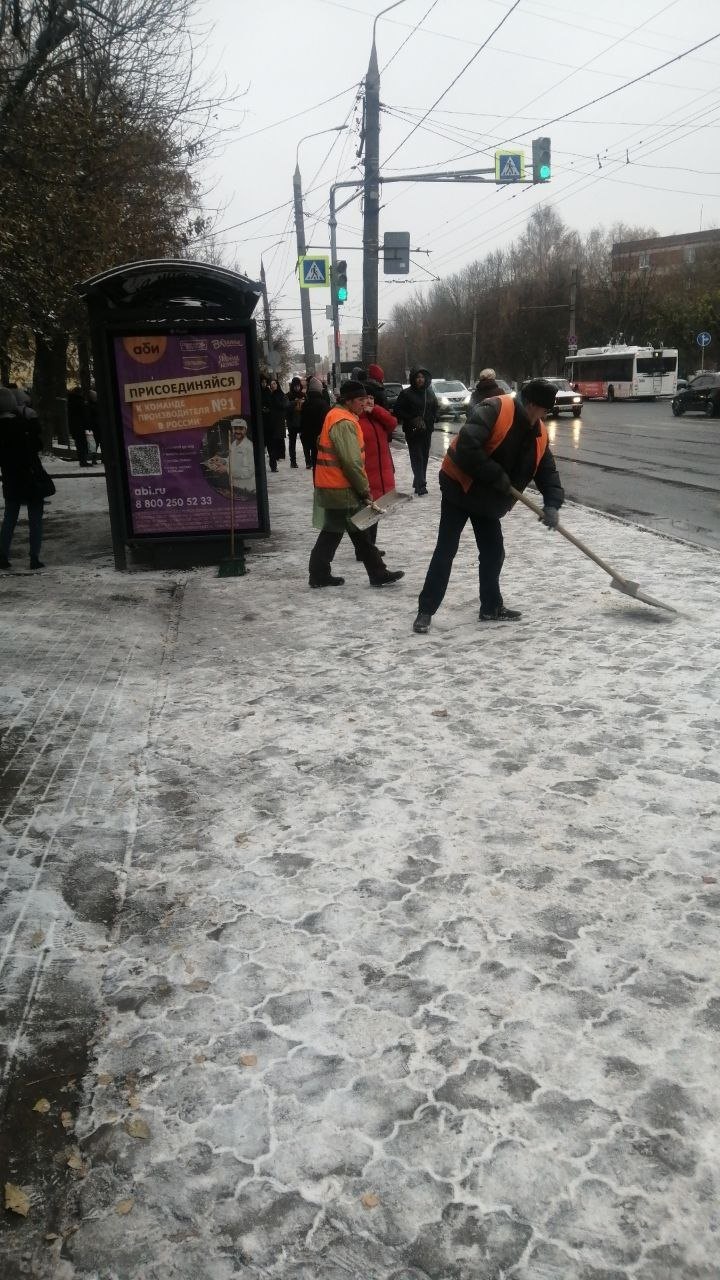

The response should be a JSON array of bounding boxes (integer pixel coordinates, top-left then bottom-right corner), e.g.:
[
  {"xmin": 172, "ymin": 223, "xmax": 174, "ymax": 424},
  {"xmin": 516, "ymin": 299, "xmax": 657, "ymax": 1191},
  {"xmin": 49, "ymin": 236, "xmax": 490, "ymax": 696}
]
[
  {"xmin": 286, "ymin": 376, "xmax": 306, "ymax": 467},
  {"xmin": 0, "ymin": 387, "xmax": 47, "ymax": 569},
  {"xmin": 266, "ymin": 379, "xmax": 288, "ymax": 471},
  {"xmin": 299, "ymin": 377, "xmax": 328, "ymax": 470}
]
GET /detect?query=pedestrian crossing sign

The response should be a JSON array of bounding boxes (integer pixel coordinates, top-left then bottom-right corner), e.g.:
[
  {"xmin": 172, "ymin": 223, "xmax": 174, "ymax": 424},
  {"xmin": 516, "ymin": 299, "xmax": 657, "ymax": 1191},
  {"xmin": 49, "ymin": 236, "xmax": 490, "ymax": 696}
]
[
  {"xmin": 495, "ymin": 150, "xmax": 525, "ymax": 182},
  {"xmin": 299, "ymin": 256, "xmax": 330, "ymax": 288}
]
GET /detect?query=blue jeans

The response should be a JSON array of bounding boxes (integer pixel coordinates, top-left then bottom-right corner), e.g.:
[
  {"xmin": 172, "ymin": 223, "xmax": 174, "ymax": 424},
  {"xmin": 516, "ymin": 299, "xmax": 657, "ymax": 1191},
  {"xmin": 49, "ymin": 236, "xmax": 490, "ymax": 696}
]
[
  {"xmin": 0, "ymin": 498, "xmax": 44, "ymax": 561},
  {"xmin": 418, "ymin": 498, "xmax": 505, "ymax": 616}
]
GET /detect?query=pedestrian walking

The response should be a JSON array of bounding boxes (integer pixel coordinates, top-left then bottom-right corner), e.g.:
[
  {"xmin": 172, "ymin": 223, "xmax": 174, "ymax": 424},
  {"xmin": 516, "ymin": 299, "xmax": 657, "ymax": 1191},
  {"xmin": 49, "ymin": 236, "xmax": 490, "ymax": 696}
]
[
  {"xmin": 300, "ymin": 377, "xmax": 328, "ymax": 470},
  {"xmin": 356, "ymin": 390, "xmax": 398, "ymax": 559},
  {"xmin": 67, "ymin": 386, "xmax": 91, "ymax": 467},
  {"xmin": 0, "ymin": 386, "xmax": 54, "ymax": 570},
  {"xmin": 393, "ymin": 367, "xmax": 437, "ymax": 496},
  {"xmin": 308, "ymin": 380, "xmax": 404, "ymax": 590},
  {"xmin": 412, "ymin": 379, "xmax": 563, "ymax": 634},
  {"xmin": 286, "ymin": 376, "xmax": 305, "ymax": 468},
  {"xmin": 265, "ymin": 378, "xmax": 288, "ymax": 472},
  {"xmin": 85, "ymin": 389, "xmax": 101, "ymax": 459}
]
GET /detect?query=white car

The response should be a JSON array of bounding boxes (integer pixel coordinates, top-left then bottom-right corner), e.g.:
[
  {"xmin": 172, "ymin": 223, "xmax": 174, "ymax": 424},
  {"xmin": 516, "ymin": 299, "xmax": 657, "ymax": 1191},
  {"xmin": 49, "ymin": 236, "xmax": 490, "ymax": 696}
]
[
  {"xmin": 529, "ymin": 377, "xmax": 583, "ymax": 418},
  {"xmin": 433, "ymin": 379, "xmax": 471, "ymax": 419}
]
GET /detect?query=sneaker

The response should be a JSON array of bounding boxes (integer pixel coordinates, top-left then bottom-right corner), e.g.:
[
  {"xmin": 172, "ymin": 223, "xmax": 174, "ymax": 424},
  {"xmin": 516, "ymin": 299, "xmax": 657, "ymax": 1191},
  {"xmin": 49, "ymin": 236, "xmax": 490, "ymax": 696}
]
[
  {"xmin": 309, "ymin": 575, "xmax": 345, "ymax": 588},
  {"xmin": 479, "ymin": 605, "xmax": 521, "ymax": 621},
  {"xmin": 370, "ymin": 569, "xmax": 404, "ymax": 587},
  {"xmin": 0, "ymin": 554, "xmax": 10, "ymax": 570},
  {"xmin": 413, "ymin": 611, "xmax": 432, "ymax": 634},
  {"xmin": 30, "ymin": 558, "xmax": 45, "ymax": 570}
]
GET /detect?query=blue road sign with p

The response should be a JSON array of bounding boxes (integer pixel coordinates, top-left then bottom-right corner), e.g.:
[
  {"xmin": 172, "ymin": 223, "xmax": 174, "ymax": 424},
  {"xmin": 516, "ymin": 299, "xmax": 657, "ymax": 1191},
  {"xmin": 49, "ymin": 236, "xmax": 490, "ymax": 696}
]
[
  {"xmin": 300, "ymin": 256, "xmax": 329, "ymax": 288},
  {"xmin": 697, "ymin": 331, "xmax": 712, "ymax": 347}
]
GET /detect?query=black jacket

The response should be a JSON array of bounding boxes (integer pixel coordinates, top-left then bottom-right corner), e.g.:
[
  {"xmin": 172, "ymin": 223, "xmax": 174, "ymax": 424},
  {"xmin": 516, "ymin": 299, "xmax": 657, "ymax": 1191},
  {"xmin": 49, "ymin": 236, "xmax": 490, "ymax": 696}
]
[
  {"xmin": 394, "ymin": 367, "xmax": 437, "ymax": 433},
  {"xmin": 440, "ymin": 394, "xmax": 564, "ymax": 519},
  {"xmin": 300, "ymin": 388, "xmax": 327, "ymax": 445},
  {"xmin": 0, "ymin": 411, "xmax": 43, "ymax": 503},
  {"xmin": 266, "ymin": 388, "xmax": 288, "ymax": 439}
]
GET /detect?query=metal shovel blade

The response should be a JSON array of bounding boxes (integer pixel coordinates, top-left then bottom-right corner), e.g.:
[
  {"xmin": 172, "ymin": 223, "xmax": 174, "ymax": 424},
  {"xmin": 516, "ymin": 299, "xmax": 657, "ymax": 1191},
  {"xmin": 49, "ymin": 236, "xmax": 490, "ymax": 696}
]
[{"xmin": 610, "ymin": 577, "xmax": 678, "ymax": 614}]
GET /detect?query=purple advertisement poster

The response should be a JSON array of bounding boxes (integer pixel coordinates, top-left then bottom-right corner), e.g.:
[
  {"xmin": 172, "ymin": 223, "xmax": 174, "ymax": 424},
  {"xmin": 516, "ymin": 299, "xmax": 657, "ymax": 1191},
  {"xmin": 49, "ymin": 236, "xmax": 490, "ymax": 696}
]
[{"xmin": 113, "ymin": 331, "xmax": 263, "ymax": 536}]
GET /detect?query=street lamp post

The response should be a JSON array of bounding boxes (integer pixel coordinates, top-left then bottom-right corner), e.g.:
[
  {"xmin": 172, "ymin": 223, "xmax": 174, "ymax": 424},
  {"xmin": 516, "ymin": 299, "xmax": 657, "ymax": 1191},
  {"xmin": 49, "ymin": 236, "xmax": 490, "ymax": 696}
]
[{"xmin": 294, "ymin": 127, "xmax": 348, "ymax": 379}]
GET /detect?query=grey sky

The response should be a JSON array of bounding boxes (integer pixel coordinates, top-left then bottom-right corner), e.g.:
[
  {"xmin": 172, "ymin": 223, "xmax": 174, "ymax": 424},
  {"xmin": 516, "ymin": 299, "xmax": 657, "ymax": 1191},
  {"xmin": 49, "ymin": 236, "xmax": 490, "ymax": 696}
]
[{"xmin": 201, "ymin": 0, "xmax": 720, "ymax": 350}]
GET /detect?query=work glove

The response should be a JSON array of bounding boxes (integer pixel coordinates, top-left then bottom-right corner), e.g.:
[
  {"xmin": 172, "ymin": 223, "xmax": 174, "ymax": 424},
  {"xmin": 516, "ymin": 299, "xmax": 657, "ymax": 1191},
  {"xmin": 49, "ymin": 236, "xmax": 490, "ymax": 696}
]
[
  {"xmin": 493, "ymin": 470, "xmax": 512, "ymax": 495},
  {"xmin": 540, "ymin": 505, "xmax": 560, "ymax": 530}
]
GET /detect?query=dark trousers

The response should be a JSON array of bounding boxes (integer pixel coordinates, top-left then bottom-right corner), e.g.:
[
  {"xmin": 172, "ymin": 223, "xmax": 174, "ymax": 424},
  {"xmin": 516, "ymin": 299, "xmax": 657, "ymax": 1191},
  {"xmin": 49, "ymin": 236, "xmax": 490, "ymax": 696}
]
[
  {"xmin": 418, "ymin": 498, "xmax": 505, "ymax": 616},
  {"xmin": 1, "ymin": 498, "xmax": 44, "ymax": 561},
  {"xmin": 70, "ymin": 428, "xmax": 89, "ymax": 466},
  {"xmin": 309, "ymin": 525, "xmax": 386, "ymax": 584},
  {"xmin": 266, "ymin": 437, "xmax": 281, "ymax": 471},
  {"xmin": 288, "ymin": 425, "xmax": 303, "ymax": 466},
  {"xmin": 406, "ymin": 430, "xmax": 431, "ymax": 493}
]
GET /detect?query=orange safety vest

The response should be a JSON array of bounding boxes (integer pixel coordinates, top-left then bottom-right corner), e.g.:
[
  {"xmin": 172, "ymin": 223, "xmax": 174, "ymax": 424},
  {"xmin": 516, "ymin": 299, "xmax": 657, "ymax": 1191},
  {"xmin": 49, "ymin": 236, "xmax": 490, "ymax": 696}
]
[
  {"xmin": 441, "ymin": 394, "xmax": 548, "ymax": 493},
  {"xmin": 315, "ymin": 405, "xmax": 366, "ymax": 490}
]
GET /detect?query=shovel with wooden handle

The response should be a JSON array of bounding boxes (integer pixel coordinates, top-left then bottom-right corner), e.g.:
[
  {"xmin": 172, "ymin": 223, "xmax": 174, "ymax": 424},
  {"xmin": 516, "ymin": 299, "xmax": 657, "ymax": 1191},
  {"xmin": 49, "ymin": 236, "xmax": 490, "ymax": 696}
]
[{"xmin": 510, "ymin": 486, "xmax": 679, "ymax": 615}]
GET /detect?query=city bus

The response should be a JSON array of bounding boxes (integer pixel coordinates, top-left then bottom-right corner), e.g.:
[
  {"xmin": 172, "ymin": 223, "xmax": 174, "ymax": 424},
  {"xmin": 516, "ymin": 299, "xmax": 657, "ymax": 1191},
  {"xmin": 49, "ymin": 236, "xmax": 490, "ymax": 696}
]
[{"xmin": 564, "ymin": 345, "xmax": 678, "ymax": 400}]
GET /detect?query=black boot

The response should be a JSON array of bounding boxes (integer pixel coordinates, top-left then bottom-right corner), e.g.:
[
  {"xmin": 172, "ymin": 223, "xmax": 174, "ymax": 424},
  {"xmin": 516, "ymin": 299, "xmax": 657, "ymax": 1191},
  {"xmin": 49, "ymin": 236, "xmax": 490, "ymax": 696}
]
[
  {"xmin": 479, "ymin": 605, "xmax": 521, "ymax": 621},
  {"xmin": 309, "ymin": 575, "xmax": 345, "ymax": 588},
  {"xmin": 370, "ymin": 569, "xmax": 404, "ymax": 588}
]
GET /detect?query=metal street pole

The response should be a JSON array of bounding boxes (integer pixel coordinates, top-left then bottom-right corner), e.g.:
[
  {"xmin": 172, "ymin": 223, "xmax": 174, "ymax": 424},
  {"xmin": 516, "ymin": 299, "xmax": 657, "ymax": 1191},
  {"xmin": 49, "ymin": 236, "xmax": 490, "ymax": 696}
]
[
  {"xmin": 294, "ymin": 127, "xmax": 348, "ymax": 380},
  {"xmin": 362, "ymin": 0, "xmax": 410, "ymax": 369},
  {"xmin": 470, "ymin": 304, "xmax": 478, "ymax": 384},
  {"xmin": 259, "ymin": 260, "xmax": 274, "ymax": 369},
  {"xmin": 569, "ymin": 266, "xmax": 578, "ymax": 355}
]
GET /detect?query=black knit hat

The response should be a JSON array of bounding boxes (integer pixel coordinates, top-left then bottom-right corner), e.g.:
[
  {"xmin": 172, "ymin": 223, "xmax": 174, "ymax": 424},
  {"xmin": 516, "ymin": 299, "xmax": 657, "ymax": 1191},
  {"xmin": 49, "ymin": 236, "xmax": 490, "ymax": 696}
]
[
  {"xmin": 522, "ymin": 378, "xmax": 557, "ymax": 411},
  {"xmin": 339, "ymin": 380, "xmax": 367, "ymax": 401}
]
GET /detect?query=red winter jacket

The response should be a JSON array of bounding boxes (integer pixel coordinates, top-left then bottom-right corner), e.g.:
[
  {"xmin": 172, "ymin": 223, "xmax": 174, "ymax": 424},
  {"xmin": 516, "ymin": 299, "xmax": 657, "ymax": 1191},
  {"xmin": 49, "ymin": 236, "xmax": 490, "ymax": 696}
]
[{"xmin": 359, "ymin": 404, "xmax": 397, "ymax": 499}]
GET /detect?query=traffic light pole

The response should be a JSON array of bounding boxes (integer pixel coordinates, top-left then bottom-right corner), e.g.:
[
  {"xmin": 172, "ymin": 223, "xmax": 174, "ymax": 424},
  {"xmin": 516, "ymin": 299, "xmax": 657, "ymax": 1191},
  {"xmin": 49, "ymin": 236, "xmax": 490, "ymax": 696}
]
[
  {"xmin": 362, "ymin": 39, "xmax": 381, "ymax": 369},
  {"xmin": 329, "ymin": 180, "xmax": 363, "ymax": 388},
  {"xmin": 293, "ymin": 164, "xmax": 316, "ymax": 379}
]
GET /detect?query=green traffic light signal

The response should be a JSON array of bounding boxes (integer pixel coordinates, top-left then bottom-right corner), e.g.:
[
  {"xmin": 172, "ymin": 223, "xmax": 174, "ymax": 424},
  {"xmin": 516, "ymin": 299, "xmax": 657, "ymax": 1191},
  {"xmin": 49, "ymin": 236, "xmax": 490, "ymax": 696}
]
[
  {"xmin": 532, "ymin": 136, "xmax": 551, "ymax": 184},
  {"xmin": 335, "ymin": 260, "xmax": 348, "ymax": 304}
]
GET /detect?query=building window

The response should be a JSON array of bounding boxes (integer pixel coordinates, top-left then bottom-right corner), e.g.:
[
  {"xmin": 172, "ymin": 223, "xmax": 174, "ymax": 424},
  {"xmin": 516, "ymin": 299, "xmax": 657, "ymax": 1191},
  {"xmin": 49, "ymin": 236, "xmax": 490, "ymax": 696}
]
[
  {"xmin": 638, "ymin": 252, "xmax": 651, "ymax": 269},
  {"xmin": 684, "ymin": 246, "xmax": 696, "ymax": 264}
]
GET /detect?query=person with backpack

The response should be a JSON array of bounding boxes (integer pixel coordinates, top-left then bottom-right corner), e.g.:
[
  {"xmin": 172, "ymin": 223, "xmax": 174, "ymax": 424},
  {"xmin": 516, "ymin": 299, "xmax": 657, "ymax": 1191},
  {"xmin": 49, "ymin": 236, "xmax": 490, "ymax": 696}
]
[{"xmin": 0, "ymin": 387, "xmax": 53, "ymax": 570}]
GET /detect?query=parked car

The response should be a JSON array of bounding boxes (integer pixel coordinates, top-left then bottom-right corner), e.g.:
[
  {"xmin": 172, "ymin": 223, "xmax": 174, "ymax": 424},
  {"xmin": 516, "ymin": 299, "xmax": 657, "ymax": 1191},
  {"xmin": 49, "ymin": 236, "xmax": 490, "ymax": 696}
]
[
  {"xmin": 384, "ymin": 381, "xmax": 405, "ymax": 410},
  {"xmin": 525, "ymin": 377, "xmax": 583, "ymax": 418},
  {"xmin": 672, "ymin": 373, "xmax": 720, "ymax": 417},
  {"xmin": 434, "ymin": 379, "xmax": 471, "ymax": 419}
]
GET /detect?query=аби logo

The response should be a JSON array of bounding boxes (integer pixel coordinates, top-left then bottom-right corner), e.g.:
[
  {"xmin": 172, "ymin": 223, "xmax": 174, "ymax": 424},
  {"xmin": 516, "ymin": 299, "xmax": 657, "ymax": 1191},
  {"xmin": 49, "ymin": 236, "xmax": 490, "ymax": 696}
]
[{"xmin": 123, "ymin": 336, "xmax": 167, "ymax": 365}]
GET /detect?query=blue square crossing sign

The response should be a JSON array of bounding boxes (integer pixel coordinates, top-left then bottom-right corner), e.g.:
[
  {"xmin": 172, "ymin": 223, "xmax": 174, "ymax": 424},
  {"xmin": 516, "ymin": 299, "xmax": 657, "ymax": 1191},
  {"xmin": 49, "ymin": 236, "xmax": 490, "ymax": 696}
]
[
  {"xmin": 299, "ymin": 256, "xmax": 330, "ymax": 288},
  {"xmin": 495, "ymin": 150, "xmax": 525, "ymax": 182}
]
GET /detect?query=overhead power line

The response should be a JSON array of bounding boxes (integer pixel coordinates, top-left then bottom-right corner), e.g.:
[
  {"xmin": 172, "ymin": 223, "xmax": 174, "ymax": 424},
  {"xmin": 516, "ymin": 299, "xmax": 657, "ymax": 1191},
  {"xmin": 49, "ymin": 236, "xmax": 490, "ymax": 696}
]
[{"xmin": 382, "ymin": 0, "xmax": 524, "ymax": 167}]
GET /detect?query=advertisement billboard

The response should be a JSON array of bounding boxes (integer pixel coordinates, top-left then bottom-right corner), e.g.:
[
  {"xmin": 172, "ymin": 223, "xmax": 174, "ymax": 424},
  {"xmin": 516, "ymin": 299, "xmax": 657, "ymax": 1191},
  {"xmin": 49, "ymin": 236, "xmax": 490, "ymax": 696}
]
[{"xmin": 113, "ymin": 331, "xmax": 263, "ymax": 538}]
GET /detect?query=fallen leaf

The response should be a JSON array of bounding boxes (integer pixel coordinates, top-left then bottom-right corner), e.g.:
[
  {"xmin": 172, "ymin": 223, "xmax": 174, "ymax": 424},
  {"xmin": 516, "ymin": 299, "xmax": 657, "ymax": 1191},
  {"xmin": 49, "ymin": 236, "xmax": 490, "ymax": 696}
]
[
  {"xmin": 61, "ymin": 1078, "xmax": 77, "ymax": 1092},
  {"xmin": 124, "ymin": 1116, "xmax": 150, "ymax": 1140},
  {"xmin": 127, "ymin": 1093, "xmax": 141, "ymax": 1110},
  {"xmin": 360, "ymin": 1192, "xmax": 380, "ymax": 1209},
  {"xmin": 431, "ymin": 709, "xmax": 448, "ymax": 718},
  {"xmin": 193, "ymin": 1053, "xmax": 206, "ymax": 1064},
  {"xmin": 30, "ymin": 930, "xmax": 45, "ymax": 946},
  {"xmin": 115, "ymin": 1198, "xmax": 135, "ymax": 1215},
  {"xmin": 5, "ymin": 1183, "xmax": 30, "ymax": 1216},
  {"xmin": 185, "ymin": 979, "xmax": 210, "ymax": 992},
  {"xmin": 66, "ymin": 1152, "xmax": 86, "ymax": 1174},
  {"xmin": 33, "ymin": 1098, "xmax": 51, "ymax": 1114},
  {"xmin": 60, "ymin": 1111, "xmax": 74, "ymax": 1131},
  {"xmin": 702, "ymin": 875, "xmax": 717, "ymax": 884},
  {"xmin": 234, "ymin": 833, "xmax": 249, "ymax": 846},
  {"xmin": 239, "ymin": 1054, "xmax": 257, "ymax": 1068},
  {"xmin": 96, "ymin": 1073, "xmax": 112, "ymax": 1087}
]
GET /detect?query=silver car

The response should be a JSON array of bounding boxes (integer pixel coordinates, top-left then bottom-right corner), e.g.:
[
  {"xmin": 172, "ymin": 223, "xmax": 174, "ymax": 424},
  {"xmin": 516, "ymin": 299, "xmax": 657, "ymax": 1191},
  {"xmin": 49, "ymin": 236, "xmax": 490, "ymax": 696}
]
[{"xmin": 434, "ymin": 379, "xmax": 471, "ymax": 420}]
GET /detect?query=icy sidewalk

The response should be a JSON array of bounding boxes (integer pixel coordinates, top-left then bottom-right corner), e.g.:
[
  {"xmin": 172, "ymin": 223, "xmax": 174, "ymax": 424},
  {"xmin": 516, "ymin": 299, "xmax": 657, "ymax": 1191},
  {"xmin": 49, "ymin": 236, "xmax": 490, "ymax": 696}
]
[{"xmin": 2, "ymin": 453, "xmax": 720, "ymax": 1279}]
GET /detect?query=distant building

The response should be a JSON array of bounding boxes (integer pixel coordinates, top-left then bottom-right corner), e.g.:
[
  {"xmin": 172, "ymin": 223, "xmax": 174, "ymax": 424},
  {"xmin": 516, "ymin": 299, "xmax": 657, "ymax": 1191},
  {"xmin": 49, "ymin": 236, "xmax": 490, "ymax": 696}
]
[{"xmin": 611, "ymin": 229, "xmax": 720, "ymax": 277}]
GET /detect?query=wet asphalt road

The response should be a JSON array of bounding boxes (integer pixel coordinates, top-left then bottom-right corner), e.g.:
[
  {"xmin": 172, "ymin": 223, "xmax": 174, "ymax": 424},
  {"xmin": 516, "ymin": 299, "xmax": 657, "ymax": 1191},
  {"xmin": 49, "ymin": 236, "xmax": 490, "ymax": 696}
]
[{"xmin": 431, "ymin": 399, "xmax": 720, "ymax": 551}]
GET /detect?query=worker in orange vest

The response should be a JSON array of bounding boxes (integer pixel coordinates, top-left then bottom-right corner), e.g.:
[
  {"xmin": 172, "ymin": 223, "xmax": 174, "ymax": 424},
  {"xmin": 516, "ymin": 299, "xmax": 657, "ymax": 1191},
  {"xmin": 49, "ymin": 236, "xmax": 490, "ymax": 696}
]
[
  {"xmin": 412, "ymin": 379, "xmax": 563, "ymax": 634},
  {"xmin": 308, "ymin": 380, "xmax": 404, "ymax": 589}
]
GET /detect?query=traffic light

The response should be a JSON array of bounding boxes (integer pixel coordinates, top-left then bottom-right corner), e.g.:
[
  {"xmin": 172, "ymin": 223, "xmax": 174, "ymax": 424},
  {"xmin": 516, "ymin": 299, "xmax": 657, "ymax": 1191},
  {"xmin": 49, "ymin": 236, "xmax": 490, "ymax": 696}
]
[
  {"xmin": 334, "ymin": 259, "xmax": 348, "ymax": 305},
  {"xmin": 532, "ymin": 137, "xmax": 551, "ymax": 183}
]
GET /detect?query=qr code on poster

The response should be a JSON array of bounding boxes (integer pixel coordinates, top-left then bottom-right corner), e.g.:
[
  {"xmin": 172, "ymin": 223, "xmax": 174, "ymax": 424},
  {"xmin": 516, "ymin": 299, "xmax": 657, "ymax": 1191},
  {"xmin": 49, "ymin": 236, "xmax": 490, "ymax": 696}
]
[{"xmin": 128, "ymin": 444, "xmax": 162, "ymax": 477}]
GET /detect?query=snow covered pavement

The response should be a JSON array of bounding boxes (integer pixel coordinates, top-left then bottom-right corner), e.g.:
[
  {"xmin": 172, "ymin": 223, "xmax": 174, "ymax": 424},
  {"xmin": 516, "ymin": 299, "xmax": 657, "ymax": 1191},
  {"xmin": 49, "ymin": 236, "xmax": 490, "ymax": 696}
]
[{"xmin": 1, "ymin": 448, "xmax": 719, "ymax": 1279}]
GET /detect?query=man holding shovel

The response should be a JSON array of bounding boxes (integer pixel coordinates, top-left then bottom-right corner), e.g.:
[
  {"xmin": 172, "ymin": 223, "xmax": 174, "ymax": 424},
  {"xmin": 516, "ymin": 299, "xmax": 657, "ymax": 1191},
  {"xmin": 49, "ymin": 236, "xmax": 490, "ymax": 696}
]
[{"xmin": 413, "ymin": 379, "xmax": 563, "ymax": 634}]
